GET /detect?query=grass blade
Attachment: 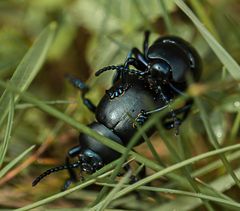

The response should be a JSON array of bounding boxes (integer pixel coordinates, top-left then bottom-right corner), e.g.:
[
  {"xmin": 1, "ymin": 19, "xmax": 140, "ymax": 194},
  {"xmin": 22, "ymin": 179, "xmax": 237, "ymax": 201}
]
[
  {"xmin": 188, "ymin": 0, "xmax": 221, "ymax": 41},
  {"xmin": 156, "ymin": 124, "xmax": 214, "ymax": 211},
  {"xmin": 16, "ymin": 144, "xmax": 240, "ymax": 211},
  {"xmin": 0, "ymin": 22, "xmax": 56, "ymax": 126},
  {"xmin": 94, "ymin": 171, "xmax": 131, "ymax": 211},
  {"xmin": 175, "ymin": 0, "xmax": 240, "ymax": 80},
  {"xmin": 109, "ymin": 143, "xmax": 240, "ymax": 201},
  {"xmin": 194, "ymin": 96, "xmax": 240, "ymax": 187},
  {"xmin": 96, "ymin": 183, "xmax": 240, "ymax": 210},
  {"xmin": 0, "ymin": 145, "xmax": 35, "ymax": 178},
  {"xmin": 158, "ymin": 0, "xmax": 174, "ymax": 33},
  {"xmin": 157, "ymin": 167, "xmax": 240, "ymax": 211},
  {"xmin": 0, "ymin": 94, "xmax": 14, "ymax": 167}
]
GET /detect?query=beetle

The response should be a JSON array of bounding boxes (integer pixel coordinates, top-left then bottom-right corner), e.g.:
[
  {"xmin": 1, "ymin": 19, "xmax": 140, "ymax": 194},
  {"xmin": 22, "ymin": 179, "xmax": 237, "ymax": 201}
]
[{"xmin": 32, "ymin": 31, "xmax": 202, "ymax": 190}]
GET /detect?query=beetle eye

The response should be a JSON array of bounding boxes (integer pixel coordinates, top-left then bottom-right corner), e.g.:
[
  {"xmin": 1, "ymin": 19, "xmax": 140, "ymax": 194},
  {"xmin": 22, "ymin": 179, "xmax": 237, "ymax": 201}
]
[{"xmin": 150, "ymin": 60, "xmax": 171, "ymax": 81}]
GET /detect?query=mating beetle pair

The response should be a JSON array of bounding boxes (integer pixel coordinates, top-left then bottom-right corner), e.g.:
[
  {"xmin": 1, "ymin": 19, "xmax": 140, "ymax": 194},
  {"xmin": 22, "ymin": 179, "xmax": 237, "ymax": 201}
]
[{"xmin": 32, "ymin": 31, "xmax": 202, "ymax": 189}]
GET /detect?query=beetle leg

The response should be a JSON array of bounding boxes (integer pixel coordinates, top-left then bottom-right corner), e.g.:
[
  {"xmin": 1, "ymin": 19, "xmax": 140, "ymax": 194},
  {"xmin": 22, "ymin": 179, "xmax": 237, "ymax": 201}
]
[
  {"xmin": 162, "ymin": 99, "xmax": 193, "ymax": 130},
  {"xmin": 61, "ymin": 157, "xmax": 78, "ymax": 191},
  {"xmin": 127, "ymin": 31, "xmax": 151, "ymax": 68},
  {"xmin": 134, "ymin": 110, "xmax": 149, "ymax": 127},
  {"xmin": 122, "ymin": 163, "xmax": 151, "ymax": 200},
  {"xmin": 121, "ymin": 164, "xmax": 138, "ymax": 184},
  {"xmin": 68, "ymin": 145, "xmax": 81, "ymax": 158},
  {"xmin": 66, "ymin": 74, "xmax": 96, "ymax": 113},
  {"xmin": 111, "ymin": 49, "xmax": 148, "ymax": 85},
  {"xmin": 110, "ymin": 55, "xmax": 134, "ymax": 94},
  {"xmin": 96, "ymin": 50, "xmax": 149, "ymax": 99},
  {"xmin": 133, "ymin": 104, "xmax": 168, "ymax": 127},
  {"xmin": 116, "ymin": 48, "xmax": 149, "ymax": 92},
  {"xmin": 99, "ymin": 31, "xmax": 150, "ymax": 84},
  {"xmin": 126, "ymin": 48, "xmax": 148, "ymax": 71},
  {"xmin": 106, "ymin": 83, "xmax": 130, "ymax": 99},
  {"xmin": 127, "ymin": 164, "xmax": 147, "ymax": 184},
  {"xmin": 96, "ymin": 65, "xmax": 142, "ymax": 76},
  {"xmin": 62, "ymin": 179, "xmax": 73, "ymax": 191},
  {"xmin": 143, "ymin": 30, "xmax": 150, "ymax": 57},
  {"xmin": 153, "ymin": 85, "xmax": 182, "ymax": 135},
  {"xmin": 112, "ymin": 52, "xmax": 138, "ymax": 84},
  {"xmin": 112, "ymin": 69, "xmax": 121, "ymax": 84}
]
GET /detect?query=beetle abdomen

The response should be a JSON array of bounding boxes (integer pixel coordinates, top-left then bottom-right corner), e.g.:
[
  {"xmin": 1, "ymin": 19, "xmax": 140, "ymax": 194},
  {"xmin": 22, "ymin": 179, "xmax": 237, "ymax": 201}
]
[
  {"xmin": 96, "ymin": 79, "xmax": 165, "ymax": 144},
  {"xmin": 79, "ymin": 122, "xmax": 123, "ymax": 163}
]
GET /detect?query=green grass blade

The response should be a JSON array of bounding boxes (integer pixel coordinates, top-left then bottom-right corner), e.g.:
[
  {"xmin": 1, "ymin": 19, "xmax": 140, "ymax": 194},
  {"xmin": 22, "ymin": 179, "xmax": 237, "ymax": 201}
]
[
  {"xmin": 153, "ymin": 187, "xmax": 240, "ymax": 210},
  {"xmin": 0, "ymin": 94, "xmax": 14, "ymax": 167},
  {"xmin": 0, "ymin": 145, "xmax": 35, "ymax": 178},
  {"xmin": 194, "ymin": 96, "xmax": 240, "ymax": 187},
  {"xmin": 96, "ymin": 183, "xmax": 240, "ymax": 210},
  {"xmin": 141, "ymin": 131, "xmax": 165, "ymax": 166},
  {"xmin": 156, "ymin": 124, "xmax": 214, "ymax": 211},
  {"xmin": 188, "ymin": 0, "xmax": 221, "ymax": 41},
  {"xmin": 109, "ymin": 143, "xmax": 240, "ymax": 200},
  {"xmin": 195, "ymin": 179, "xmax": 234, "ymax": 203},
  {"xmin": 193, "ymin": 150, "xmax": 240, "ymax": 178},
  {"xmin": 15, "ymin": 100, "xmax": 77, "ymax": 110},
  {"xmin": 165, "ymin": 150, "xmax": 240, "ymax": 207},
  {"xmin": 16, "ymin": 144, "xmax": 240, "ymax": 211},
  {"xmin": 230, "ymin": 112, "xmax": 240, "ymax": 144},
  {"xmin": 157, "ymin": 167, "xmax": 240, "ymax": 211},
  {"xmin": 158, "ymin": 0, "xmax": 174, "ymax": 33},
  {"xmin": 17, "ymin": 180, "xmax": 97, "ymax": 211},
  {"xmin": 0, "ymin": 22, "xmax": 57, "ymax": 126},
  {"xmin": 94, "ymin": 171, "xmax": 131, "ymax": 211},
  {"xmin": 175, "ymin": 0, "xmax": 240, "ymax": 80}
]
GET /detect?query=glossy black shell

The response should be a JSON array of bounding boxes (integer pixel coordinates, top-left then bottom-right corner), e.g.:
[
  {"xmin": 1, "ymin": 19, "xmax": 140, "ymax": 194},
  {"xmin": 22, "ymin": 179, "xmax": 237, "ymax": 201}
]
[
  {"xmin": 96, "ymin": 76, "xmax": 166, "ymax": 145},
  {"xmin": 147, "ymin": 36, "xmax": 202, "ymax": 84},
  {"xmin": 79, "ymin": 122, "xmax": 123, "ymax": 163}
]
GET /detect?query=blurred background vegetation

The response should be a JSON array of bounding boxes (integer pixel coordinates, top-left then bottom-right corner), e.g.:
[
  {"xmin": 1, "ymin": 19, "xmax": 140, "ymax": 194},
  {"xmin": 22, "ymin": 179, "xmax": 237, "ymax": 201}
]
[{"xmin": 0, "ymin": 0, "xmax": 240, "ymax": 210}]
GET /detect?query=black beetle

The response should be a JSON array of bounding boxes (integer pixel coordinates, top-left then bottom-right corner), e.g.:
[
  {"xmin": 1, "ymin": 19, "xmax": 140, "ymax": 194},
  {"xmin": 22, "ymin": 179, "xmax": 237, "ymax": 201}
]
[{"xmin": 32, "ymin": 31, "xmax": 202, "ymax": 189}]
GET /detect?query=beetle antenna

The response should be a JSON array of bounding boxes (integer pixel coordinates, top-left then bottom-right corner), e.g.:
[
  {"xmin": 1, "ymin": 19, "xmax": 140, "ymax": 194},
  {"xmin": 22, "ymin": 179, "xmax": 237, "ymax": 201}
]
[
  {"xmin": 32, "ymin": 160, "xmax": 81, "ymax": 187},
  {"xmin": 95, "ymin": 65, "xmax": 123, "ymax": 76},
  {"xmin": 95, "ymin": 65, "xmax": 147, "ymax": 77}
]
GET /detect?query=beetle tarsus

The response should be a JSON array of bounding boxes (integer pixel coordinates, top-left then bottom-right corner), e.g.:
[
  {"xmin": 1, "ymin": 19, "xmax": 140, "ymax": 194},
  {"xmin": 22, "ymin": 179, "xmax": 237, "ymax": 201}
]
[
  {"xmin": 134, "ymin": 110, "xmax": 149, "ymax": 127},
  {"xmin": 162, "ymin": 99, "xmax": 193, "ymax": 132},
  {"xmin": 61, "ymin": 178, "xmax": 73, "ymax": 191},
  {"xmin": 106, "ymin": 84, "xmax": 129, "ymax": 99}
]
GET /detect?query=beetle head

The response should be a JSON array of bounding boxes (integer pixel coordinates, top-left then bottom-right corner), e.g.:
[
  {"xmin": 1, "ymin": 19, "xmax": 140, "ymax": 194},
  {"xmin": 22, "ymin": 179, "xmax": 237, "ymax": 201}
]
[
  {"xmin": 79, "ymin": 148, "xmax": 104, "ymax": 174},
  {"xmin": 32, "ymin": 148, "xmax": 104, "ymax": 187},
  {"xmin": 148, "ymin": 59, "xmax": 172, "ymax": 84}
]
